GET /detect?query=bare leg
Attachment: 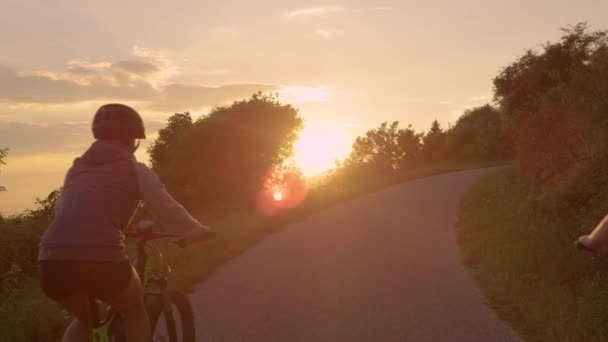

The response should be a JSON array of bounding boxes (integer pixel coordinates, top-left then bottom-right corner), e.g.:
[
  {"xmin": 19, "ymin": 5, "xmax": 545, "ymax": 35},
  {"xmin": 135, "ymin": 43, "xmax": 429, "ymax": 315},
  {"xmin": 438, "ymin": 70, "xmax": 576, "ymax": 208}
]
[
  {"xmin": 57, "ymin": 293, "xmax": 93, "ymax": 342},
  {"xmin": 62, "ymin": 319, "xmax": 90, "ymax": 342},
  {"xmin": 106, "ymin": 267, "xmax": 152, "ymax": 342}
]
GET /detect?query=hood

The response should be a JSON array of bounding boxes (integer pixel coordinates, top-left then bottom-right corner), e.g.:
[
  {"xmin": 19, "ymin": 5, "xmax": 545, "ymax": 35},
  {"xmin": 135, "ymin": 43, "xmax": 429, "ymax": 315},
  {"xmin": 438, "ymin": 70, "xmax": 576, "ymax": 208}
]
[{"xmin": 77, "ymin": 140, "xmax": 134, "ymax": 165}]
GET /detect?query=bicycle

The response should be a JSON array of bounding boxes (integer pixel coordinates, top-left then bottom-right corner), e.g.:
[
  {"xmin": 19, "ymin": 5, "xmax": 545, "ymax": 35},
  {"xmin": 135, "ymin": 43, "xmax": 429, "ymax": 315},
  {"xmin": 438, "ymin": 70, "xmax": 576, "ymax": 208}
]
[{"xmin": 88, "ymin": 218, "xmax": 212, "ymax": 342}]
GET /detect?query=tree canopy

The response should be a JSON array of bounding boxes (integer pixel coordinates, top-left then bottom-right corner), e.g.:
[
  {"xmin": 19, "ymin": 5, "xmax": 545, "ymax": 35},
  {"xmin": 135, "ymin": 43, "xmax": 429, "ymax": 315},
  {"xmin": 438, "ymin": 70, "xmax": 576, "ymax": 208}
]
[
  {"xmin": 493, "ymin": 23, "xmax": 608, "ymax": 125},
  {"xmin": 342, "ymin": 121, "xmax": 422, "ymax": 175},
  {"xmin": 148, "ymin": 92, "xmax": 303, "ymax": 216}
]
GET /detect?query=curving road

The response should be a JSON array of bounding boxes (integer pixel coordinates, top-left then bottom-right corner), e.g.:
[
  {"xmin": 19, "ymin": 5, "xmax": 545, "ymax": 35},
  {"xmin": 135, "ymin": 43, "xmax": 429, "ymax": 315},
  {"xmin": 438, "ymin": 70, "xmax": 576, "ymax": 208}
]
[{"xmin": 189, "ymin": 168, "xmax": 520, "ymax": 341}]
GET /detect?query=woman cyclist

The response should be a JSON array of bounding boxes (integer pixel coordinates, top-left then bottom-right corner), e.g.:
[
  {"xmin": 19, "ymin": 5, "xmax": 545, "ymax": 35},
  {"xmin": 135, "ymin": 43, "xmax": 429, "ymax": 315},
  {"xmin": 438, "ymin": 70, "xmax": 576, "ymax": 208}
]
[{"xmin": 38, "ymin": 104, "xmax": 213, "ymax": 342}]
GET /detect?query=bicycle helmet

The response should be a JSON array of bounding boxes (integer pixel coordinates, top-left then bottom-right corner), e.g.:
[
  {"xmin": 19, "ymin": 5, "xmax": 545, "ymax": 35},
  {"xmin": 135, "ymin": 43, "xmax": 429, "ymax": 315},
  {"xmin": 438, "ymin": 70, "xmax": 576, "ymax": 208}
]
[{"xmin": 92, "ymin": 103, "xmax": 146, "ymax": 140}]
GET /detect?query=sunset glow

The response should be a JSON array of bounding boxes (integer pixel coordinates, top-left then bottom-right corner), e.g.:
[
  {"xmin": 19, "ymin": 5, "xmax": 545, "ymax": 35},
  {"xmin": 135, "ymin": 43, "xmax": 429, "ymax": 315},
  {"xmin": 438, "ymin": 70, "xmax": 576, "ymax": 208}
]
[
  {"xmin": 293, "ymin": 124, "xmax": 352, "ymax": 177},
  {"xmin": 1, "ymin": 1, "xmax": 606, "ymax": 214}
]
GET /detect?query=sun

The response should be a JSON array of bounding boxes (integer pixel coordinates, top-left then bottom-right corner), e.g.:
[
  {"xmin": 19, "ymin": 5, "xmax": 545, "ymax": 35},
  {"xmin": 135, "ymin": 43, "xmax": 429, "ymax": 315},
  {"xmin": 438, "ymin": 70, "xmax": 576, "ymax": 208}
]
[
  {"xmin": 273, "ymin": 191, "xmax": 284, "ymax": 201},
  {"xmin": 292, "ymin": 124, "xmax": 352, "ymax": 177}
]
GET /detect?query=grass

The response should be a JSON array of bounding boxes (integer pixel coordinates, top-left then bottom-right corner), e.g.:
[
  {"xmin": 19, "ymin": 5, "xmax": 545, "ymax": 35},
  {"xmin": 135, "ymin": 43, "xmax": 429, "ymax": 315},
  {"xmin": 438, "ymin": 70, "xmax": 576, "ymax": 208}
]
[
  {"xmin": 457, "ymin": 168, "xmax": 608, "ymax": 342},
  {"xmin": 0, "ymin": 277, "xmax": 67, "ymax": 342}
]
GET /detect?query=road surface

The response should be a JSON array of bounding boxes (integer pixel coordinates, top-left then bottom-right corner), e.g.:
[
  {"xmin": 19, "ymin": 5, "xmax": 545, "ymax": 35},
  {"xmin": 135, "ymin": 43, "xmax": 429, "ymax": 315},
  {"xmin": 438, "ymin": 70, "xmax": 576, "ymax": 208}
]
[{"xmin": 189, "ymin": 168, "xmax": 521, "ymax": 341}]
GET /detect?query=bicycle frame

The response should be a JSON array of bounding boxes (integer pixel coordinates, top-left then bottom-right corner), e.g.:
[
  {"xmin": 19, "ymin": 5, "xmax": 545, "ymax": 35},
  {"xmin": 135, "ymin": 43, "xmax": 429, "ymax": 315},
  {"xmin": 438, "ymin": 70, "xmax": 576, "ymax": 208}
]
[{"xmin": 90, "ymin": 231, "xmax": 174, "ymax": 342}]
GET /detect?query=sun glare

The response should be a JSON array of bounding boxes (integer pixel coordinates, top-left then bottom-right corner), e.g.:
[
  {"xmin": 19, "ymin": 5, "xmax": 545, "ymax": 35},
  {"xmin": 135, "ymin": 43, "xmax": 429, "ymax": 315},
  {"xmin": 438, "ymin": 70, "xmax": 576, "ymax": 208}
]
[
  {"xmin": 293, "ymin": 124, "xmax": 351, "ymax": 177},
  {"xmin": 273, "ymin": 191, "xmax": 284, "ymax": 201}
]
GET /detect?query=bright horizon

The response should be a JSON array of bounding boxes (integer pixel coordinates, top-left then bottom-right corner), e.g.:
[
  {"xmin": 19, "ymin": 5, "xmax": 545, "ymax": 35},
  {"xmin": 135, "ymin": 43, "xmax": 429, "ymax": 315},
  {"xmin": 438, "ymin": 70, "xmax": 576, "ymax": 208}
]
[{"xmin": 1, "ymin": 0, "xmax": 607, "ymax": 214}]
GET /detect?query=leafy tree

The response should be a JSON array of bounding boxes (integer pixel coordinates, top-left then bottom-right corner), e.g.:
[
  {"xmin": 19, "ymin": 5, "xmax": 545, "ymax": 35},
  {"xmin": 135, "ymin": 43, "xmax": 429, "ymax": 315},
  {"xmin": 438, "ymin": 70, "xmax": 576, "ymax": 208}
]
[
  {"xmin": 443, "ymin": 105, "xmax": 506, "ymax": 161},
  {"xmin": 513, "ymin": 106, "xmax": 591, "ymax": 185},
  {"xmin": 421, "ymin": 120, "xmax": 446, "ymax": 162},
  {"xmin": 147, "ymin": 112, "xmax": 194, "ymax": 196},
  {"xmin": 342, "ymin": 121, "xmax": 422, "ymax": 174},
  {"xmin": 149, "ymin": 92, "xmax": 303, "ymax": 216},
  {"xmin": 493, "ymin": 23, "xmax": 608, "ymax": 126},
  {"xmin": 494, "ymin": 23, "xmax": 608, "ymax": 185}
]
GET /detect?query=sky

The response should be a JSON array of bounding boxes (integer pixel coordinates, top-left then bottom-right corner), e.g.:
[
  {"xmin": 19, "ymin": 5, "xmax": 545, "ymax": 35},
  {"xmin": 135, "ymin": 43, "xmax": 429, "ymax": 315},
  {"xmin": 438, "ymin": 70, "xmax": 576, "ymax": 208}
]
[{"xmin": 0, "ymin": 0, "xmax": 606, "ymax": 214}]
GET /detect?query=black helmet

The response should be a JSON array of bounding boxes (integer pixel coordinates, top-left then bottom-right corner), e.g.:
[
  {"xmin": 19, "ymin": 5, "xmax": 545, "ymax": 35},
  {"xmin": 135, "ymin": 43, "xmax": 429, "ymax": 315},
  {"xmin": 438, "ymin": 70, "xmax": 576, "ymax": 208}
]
[{"xmin": 92, "ymin": 104, "xmax": 146, "ymax": 140}]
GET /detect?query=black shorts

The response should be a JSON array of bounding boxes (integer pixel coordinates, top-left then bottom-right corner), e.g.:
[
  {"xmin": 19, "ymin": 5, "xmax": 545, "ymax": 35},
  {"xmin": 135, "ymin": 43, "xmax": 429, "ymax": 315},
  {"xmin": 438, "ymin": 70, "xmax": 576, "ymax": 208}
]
[{"xmin": 39, "ymin": 260, "xmax": 133, "ymax": 302}]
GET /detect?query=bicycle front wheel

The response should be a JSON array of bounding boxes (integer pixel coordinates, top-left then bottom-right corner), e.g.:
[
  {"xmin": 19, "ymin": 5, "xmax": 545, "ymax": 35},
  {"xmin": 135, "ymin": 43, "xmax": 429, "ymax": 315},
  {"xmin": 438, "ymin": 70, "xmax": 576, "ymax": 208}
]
[{"xmin": 147, "ymin": 292, "xmax": 195, "ymax": 342}]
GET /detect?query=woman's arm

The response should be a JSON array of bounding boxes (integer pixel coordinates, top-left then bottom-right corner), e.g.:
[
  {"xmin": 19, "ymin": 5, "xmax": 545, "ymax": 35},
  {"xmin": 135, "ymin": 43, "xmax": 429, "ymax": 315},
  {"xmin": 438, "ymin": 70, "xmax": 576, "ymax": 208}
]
[{"xmin": 132, "ymin": 161, "xmax": 211, "ymax": 238}]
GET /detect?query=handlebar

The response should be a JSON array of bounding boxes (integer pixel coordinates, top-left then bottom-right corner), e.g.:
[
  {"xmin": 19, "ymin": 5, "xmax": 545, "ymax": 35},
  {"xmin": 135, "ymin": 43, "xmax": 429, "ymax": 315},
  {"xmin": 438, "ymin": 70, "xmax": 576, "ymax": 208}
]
[
  {"xmin": 125, "ymin": 220, "xmax": 215, "ymax": 247},
  {"xmin": 125, "ymin": 205, "xmax": 215, "ymax": 247},
  {"xmin": 124, "ymin": 230, "xmax": 177, "ymax": 240}
]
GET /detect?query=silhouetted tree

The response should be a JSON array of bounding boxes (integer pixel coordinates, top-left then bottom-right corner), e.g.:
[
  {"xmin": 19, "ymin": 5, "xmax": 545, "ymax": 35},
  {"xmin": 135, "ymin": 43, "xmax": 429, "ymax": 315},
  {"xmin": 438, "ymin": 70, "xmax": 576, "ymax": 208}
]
[
  {"xmin": 493, "ymin": 23, "xmax": 608, "ymax": 185},
  {"xmin": 421, "ymin": 120, "xmax": 445, "ymax": 162},
  {"xmin": 493, "ymin": 23, "xmax": 608, "ymax": 126},
  {"xmin": 148, "ymin": 92, "xmax": 303, "ymax": 216},
  {"xmin": 443, "ymin": 105, "xmax": 506, "ymax": 161},
  {"xmin": 342, "ymin": 121, "xmax": 422, "ymax": 174}
]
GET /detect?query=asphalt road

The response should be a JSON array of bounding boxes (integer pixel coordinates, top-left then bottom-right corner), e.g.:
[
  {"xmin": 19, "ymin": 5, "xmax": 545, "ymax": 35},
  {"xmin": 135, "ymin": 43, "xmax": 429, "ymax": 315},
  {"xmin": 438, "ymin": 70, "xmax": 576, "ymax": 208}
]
[{"xmin": 190, "ymin": 168, "xmax": 521, "ymax": 341}]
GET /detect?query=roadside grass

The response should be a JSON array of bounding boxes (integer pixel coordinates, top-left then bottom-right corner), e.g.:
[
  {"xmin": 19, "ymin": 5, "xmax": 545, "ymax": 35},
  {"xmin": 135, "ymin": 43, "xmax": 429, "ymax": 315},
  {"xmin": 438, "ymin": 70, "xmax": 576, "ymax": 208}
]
[
  {"xmin": 458, "ymin": 169, "xmax": 608, "ymax": 342},
  {"xmin": 0, "ymin": 277, "xmax": 67, "ymax": 342},
  {"xmin": 0, "ymin": 160, "xmax": 506, "ymax": 341}
]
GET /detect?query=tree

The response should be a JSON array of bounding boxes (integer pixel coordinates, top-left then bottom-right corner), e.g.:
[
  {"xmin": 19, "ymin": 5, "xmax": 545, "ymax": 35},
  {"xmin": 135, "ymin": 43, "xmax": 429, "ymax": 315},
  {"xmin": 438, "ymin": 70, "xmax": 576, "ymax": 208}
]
[
  {"xmin": 492, "ymin": 24, "xmax": 608, "ymax": 185},
  {"xmin": 147, "ymin": 112, "xmax": 194, "ymax": 195},
  {"xmin": 421, "ymin": 120, "xmax": 445, "ymax": 162},
  {"xmin": 342, "ymin": 121, "xmax": 422, "ymax": 174},
  {"xmin": 148, "ymin": 92, "xmax": 303, "ymax": 216},
  {"xmin": 493, "ymin": 23, "xmax": 608, "ymax": 126},
  {"xmin": 443, "ymin": 105, "xmax": 506, "ymax": 161},
  {"xmin": 0, "ymin": 148, "xmax": 8, "ymax": 192}
]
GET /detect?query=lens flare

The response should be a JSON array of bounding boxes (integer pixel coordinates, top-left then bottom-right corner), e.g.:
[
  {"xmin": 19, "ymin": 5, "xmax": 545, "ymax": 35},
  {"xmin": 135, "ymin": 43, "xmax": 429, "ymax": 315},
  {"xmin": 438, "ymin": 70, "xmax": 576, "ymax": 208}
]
[
  {"xmin": 257, "ymin": 165, "xmax": 308, "ymax": 216},
  {"xmin": 273, "ymin": 191, "xmax": 284, "ymax": 201}
]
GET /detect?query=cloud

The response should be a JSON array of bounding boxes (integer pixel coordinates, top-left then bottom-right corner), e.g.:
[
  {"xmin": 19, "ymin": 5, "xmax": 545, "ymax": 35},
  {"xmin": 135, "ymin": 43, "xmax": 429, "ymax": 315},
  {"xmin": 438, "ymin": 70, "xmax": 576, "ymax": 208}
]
[
  {"xmin": 285, "ymin": 6, "xmax": 344, "ymax": 19},
  {"xmin": 0, "ymin": 65, "xmax": 158, "ymax": 103},
  {"xmin": 112, "ymin": 60, "xmax": 161, "ymax": 76},
  {"xmin": 151, "ymin": 83, "xmax": 278, "ymax": 111},
  {"xmin": 0, "ymin": 62, "xmax": 279, "ymax": 113}
]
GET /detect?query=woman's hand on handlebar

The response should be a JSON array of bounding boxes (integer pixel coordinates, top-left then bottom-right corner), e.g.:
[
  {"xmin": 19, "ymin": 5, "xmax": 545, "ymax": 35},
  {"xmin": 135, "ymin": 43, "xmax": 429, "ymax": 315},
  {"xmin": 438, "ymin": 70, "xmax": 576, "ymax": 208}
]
[
  {"xmin": 575, "ymin": 235, "xmax": 597, "ymax": 254},
  {"xmin": 574, "ymin": 234, "xmax": 608, "ymax": 256}
]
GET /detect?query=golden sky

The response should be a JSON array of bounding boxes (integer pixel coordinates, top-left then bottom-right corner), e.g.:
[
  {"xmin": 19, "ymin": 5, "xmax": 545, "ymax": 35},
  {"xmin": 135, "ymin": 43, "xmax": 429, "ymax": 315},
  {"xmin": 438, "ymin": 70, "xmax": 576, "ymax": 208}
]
[{"xmin": 1, "ymin": 0, "xmax": 606, "ymax": 213}]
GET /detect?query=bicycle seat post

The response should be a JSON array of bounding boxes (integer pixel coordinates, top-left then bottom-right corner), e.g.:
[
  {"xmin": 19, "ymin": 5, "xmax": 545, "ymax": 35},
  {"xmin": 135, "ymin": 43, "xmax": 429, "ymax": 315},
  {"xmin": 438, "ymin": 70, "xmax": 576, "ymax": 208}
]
[{"xmin": 89, "ymin": 296, "xmax": 101, "ymax": 327}]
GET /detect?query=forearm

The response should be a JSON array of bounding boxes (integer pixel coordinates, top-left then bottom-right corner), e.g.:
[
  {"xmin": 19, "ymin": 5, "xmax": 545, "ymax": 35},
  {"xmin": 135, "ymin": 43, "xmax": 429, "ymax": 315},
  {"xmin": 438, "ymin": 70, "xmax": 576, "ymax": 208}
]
[{"xmin": 133, "ymin": 161, "xmax": 206, "ymax": 235}]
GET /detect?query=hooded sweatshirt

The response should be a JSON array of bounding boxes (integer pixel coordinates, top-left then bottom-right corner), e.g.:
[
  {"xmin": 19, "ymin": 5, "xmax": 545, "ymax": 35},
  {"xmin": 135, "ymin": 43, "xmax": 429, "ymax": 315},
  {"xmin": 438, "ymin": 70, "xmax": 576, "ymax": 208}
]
[{"xmin": 39, "ymin": 140, "xmax": 203, "ymax": 261}]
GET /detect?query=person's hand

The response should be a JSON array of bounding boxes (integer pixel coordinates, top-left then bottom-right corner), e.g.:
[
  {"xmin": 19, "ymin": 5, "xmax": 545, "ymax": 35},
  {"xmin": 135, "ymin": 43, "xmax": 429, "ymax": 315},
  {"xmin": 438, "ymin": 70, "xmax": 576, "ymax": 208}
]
[
  {"xmin": 576, "ymin": 235, "xmax": 597, "ymax": 254},
  {"xmin": 576, "ymin": 234, "xmax": 608, "ymax": 256}
]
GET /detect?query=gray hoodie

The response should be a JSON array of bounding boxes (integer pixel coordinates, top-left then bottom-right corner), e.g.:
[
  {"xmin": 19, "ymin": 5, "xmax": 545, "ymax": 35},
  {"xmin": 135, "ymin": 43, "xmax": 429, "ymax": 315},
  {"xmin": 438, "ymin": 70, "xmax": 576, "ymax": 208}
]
[{"xmin": 39, "ymin": 140, "xmax": 203, "ymax": 261}]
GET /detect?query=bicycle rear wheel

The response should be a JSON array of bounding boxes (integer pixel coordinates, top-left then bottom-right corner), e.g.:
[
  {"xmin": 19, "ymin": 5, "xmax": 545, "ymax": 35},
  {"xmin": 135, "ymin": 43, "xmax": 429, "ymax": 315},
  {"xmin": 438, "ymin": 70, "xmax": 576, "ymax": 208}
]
[{"xmin": 147, "ymin": 292, "xmax": 195, "ymax": 342}]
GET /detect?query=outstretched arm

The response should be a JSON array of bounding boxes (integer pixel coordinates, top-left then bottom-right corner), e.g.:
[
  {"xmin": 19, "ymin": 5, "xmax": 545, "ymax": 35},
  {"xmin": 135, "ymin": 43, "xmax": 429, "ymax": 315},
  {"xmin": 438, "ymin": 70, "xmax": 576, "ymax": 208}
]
[{"xmin": 132, "ymin": 161, "xmax": 212, "ymax": 241}]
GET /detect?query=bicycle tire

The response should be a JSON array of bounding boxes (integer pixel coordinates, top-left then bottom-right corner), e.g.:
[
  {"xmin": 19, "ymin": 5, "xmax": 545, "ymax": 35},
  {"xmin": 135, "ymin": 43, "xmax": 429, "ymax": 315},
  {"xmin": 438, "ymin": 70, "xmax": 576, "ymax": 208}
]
[{"xmin": 148, "ymin": 291, "xmax": 195, "ymax": 342}]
